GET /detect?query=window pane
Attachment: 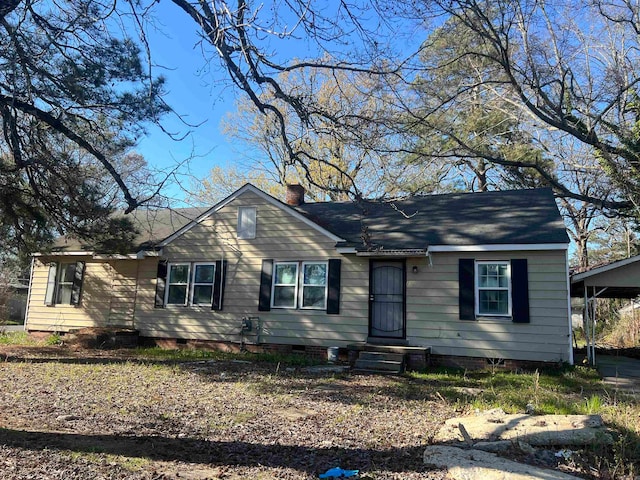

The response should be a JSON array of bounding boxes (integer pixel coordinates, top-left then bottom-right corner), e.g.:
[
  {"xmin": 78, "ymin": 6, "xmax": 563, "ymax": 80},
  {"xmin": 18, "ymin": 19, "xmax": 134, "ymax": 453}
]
[
  {"xmin": 194, "ymin": 265, "xmax": 214, "ymax": 283},
  {"xmin": 192, "ymin": 285, "xmax": 213, "ymax": 305},
  {"xmin": 273, "ymin": 286, "xmax": 295, "ymax": 307},
  {"xmin": 304, "ymin": 263, "xmax": 327, "ymax": 285},
  {"xmin": 238, "ymin": 207, "xmax": 256, "ymax": 239},
  {"xmin": 57, "ymin": 285, "xmax": 72, "ymax": 304},
  {"xmin": 498, "ymin": 264, "xmax": 509, "ymax": 287},
  {"xmin": 275, "ymin": 264, "xmax": 297, "ymax": 285},
  {"xmin": 60, "ymin": 263, "xmax": 76, "ymax": 283},
  {"xmin": 303, "ymin": 286, "xmax": 325, "ymax": 308},
  {"xmin": 479, "ymin": 263, "xmax": 508, "ymax": 288},
  {"xmin": 479, "ymin": 290, "xmax": 509, "ymax": 315},
  {"xmin": 167, "ymin": 285, "xmax": 187, "ymax": 304},
  {"xmin": 169, "ymin": 265, "xmax": 189, "ymax": 283}
]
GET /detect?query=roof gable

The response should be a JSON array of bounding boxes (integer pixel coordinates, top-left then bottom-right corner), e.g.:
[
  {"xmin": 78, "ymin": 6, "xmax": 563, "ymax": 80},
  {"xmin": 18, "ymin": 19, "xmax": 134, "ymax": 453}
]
[{"xmin": 158, "ymin": 183, "xmax": 344, "ymax": 247}]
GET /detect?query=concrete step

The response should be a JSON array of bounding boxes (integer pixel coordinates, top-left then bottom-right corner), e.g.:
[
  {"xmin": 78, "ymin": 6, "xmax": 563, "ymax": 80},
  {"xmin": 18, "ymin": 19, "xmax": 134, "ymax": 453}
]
[
  {"xmin": 353, "ymin": 358, "xmax": 404, "ymax": 374},
  {"xmin": 358, "ymin": 351, "xmax": 405, "ymax": 363}
]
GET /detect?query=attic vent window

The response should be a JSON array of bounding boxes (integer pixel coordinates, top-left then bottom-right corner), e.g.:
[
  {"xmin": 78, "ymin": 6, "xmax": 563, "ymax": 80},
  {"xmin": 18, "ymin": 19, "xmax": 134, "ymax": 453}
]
[{"xmin": 237, "ymin": 207, "xmax": 256, "ymax": 239}]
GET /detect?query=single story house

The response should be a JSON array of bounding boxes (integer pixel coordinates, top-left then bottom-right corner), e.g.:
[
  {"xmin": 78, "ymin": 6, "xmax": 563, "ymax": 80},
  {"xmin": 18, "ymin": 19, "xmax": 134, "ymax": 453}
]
[{"xmin": 25, "ymin": 184, "xmax": 572, "ymax": 368}]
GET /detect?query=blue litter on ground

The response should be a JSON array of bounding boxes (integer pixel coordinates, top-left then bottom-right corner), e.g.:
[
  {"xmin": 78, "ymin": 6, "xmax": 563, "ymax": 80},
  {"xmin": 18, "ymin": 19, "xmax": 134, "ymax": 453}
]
[{"xmin": 319, "ymin": 467, "xmax": 359, "ymax": 478}]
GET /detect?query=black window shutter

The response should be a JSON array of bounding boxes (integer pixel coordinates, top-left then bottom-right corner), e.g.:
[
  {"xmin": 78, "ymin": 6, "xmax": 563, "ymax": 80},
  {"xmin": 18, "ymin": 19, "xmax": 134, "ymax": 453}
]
[
  {"xmin": 212, "ymin": 260, "xmax": 227, "ymax": 311},
  {"xmin": 511, "ymin": 259, "xmax": 530, "ymax": 323},
  {"xmin": 155, "ymin": 260, "xmax": 168, "ymax": 308},
  {"xmin": 44, "ymin": 262, "xmax": 58, "ymax": 306},
  {"xmin": 459, "ymin": 258, "xmax": 475, "ymax": 320},
  {"xmin": 70, "ymin": 261, "xmax": 85, "ymax": 306},
  {"xmin": 258, "ymin": 259, "xmax": 273, "ymax": 311},
  {"xmin": 326, "ymin": 259, "xmax": 341, "ymax": 314}
]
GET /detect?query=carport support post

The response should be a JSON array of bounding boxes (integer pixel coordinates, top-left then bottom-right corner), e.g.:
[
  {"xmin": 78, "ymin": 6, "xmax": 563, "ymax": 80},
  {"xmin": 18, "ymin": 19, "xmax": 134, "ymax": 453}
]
[
  {"xmin": 584, "ymin": 285, "xmax": 590, "ymax": 365},
  {"xmin": 591, "ymin": 287, "xmax": 596, "ymax": 367}
]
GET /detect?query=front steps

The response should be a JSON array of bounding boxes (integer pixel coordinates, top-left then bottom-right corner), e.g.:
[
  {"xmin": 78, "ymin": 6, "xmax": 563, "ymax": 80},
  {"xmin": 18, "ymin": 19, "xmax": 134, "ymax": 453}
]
[
  {"xmin": 353, "ymin": 351, "xmax": 405, "ymax": 374},
  {"xmin": 348, "ymin": 343, "xmax": 431, "ymax": 374}
]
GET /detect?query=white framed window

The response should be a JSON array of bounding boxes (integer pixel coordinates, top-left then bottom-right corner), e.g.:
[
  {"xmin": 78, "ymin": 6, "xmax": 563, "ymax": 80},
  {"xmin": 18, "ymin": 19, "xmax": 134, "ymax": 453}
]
[
  {"xmin": 272, "ymin": 262, "xmax": 298, "ymax": 308},
  {"xmin": 166, "ymin": 263, "xmax": 190, "ymax": 306},
  {"xmin": 300, "ymin": 262, "xmax": 328, "ymax": 309},
  {"xmin": 56, "ymin": 262, "xmax": 76, "ymax": 305},
  {"xmin": 45, "ymin": 261, "xmax": 85, "ymax": 306},
  {"xmin": 237, "ymin": 206, "xmax": 257, "ymax": 239},
  {"xmin": 190, "ymin": 263, "xmax": 216, "ymax": 306},
  {"xmin": 475, "ymin": 261, "xmax": 511, "ymax": 316},
  {"xmin": 271, "ymin": 261, "xmax": 328, "ymax": 309}
]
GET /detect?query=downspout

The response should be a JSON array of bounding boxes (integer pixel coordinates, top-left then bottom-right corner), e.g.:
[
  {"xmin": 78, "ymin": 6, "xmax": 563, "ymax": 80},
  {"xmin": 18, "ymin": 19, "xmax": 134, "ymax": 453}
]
[
  {"xmin": 565, "ymin": 249, "xmax": 574, "ymax": 365},
  {"xmin": 23, "ymin": 256, "xmax": 35, "ymax": 331}
]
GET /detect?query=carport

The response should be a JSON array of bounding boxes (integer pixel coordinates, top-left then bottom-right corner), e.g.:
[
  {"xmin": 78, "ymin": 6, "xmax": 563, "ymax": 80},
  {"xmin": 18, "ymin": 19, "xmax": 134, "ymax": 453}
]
[{"xmin": 571, "ymin": 255, "xmax": 640, "ymax": 365}]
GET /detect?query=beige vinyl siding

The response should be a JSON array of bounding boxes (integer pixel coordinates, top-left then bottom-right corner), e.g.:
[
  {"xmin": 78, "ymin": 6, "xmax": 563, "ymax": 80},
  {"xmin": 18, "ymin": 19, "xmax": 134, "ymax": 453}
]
[
  {"xmin": 405, "ymin": 251, "xmax": 570, "ymax": 362},
  {"xmin": 26, "ymin": 257, "xmax": 138, "ymax": 332},
  {"xmin": 134, "ymin": 191, "xmax": 370, "ymax": 346}
]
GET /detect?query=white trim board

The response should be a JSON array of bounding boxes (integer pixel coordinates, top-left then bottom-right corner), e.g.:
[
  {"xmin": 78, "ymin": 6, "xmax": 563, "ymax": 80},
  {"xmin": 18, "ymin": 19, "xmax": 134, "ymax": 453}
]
[
  {"xmin": 33, "ymin": 252, "xmax": 139, "ymax": 260},
  {"xmin": 159, "ymin": 183, "xmax": 345, "ymax": 247},
  {"xmin": 428, "ymin": 243, "xmax": 569, "ymax": 252},
  {"xmin": 33, "ymin": 251, "xmax": 95, "ymax": 257}
]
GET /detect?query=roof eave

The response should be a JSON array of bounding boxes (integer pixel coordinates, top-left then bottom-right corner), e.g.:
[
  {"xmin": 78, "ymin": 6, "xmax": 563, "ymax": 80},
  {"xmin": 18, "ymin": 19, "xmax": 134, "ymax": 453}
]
[{"xmin": 428, "ymin": 243, "xmax": 569, "ymax": 252}]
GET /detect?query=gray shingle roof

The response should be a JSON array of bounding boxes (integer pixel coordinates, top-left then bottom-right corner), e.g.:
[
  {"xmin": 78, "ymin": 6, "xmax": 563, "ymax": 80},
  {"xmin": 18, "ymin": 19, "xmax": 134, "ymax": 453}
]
[
  {"xmin": 52, "ymin": 187, "xmax": 567, "ymax": 254},
  {"xmin": 53, "ymin": 207, "xmax": 207, "ymax": 253},
  {"xmin": 294, "ymin": 188, "xmax": 568, "ymax": 250}
]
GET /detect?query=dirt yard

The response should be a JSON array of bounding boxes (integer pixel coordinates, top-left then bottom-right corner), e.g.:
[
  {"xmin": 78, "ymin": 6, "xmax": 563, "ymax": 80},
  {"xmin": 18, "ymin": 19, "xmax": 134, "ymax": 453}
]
[{"xmin": 0, "ymin": 345, "xmax": 451, "ymax": 479}]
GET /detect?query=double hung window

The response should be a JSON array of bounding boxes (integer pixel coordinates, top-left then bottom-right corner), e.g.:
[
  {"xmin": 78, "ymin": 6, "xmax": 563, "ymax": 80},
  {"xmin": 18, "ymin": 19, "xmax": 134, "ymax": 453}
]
[
  {"xmin": 271, "ymin": 261, "xmax": 328, "ymax": 309},
  {"xmin": 475, "ymin": 261, "xmax": 511, "ymax": 316},
  {"xmin": 56, "ymin": 263, "xmax": 77, "ymax": 305},
  {"xmin": 164, "ymin": 262, "xmax": 217, "ymax": 306},
  {"xmin": 272, "ymin": 262, "xmax": 298, "ymax": 308},
  {"xmin": 191, "ymin": 263, "xmax": 216, "ymax": 305},
  {"xmin": 166, "ymin": 263, "xmax": 191, "ymax": 305},
  {"xmin": 301, "ymin": 262, "xmax": 328, "ymax": 308},
  {"xmin": 460, "ymin": 258, "xmax": 529, "ymax": 323},
  {"xmin": 44, "ymin": 261, "xmax": 85, "ymax": 306}
]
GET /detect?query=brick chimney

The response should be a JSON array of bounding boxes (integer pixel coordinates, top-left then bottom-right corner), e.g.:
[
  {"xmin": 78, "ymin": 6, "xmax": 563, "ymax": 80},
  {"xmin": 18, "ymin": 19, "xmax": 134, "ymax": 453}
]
[{"xmin": 285, "ymin": 184, "xmax": 305, "ymax": 206}]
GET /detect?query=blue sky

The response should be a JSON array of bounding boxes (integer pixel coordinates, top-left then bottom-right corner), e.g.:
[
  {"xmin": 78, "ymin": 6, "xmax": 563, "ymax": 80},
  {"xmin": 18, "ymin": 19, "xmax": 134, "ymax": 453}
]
[
  {"xmin": 133, "ymin": 2, "xmax": 331, "ymax": 204},
  {"xmin": 131, "ymin": 2, "xmax": 423, "ymax": 204},
  {"xmin": 134, "ymin": 6, "xmax": 237, "ymax": 203}
]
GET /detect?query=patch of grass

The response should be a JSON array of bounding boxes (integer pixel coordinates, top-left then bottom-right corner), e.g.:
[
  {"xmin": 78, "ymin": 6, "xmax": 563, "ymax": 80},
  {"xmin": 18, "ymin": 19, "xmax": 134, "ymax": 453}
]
[
  {"xmin": 136, "ymin": 346, "xmax": 321, "ymax": 366},
  {"xmin": 65, "ymin": 451, "xmax": 151, "ymax": 471},
  {"xmin": 136, "ymin": 346, "xmax": 230, "ymax": 361},
  {"xmin": 409, "ymin": 365, "xmax": 608, "ymax": 415},
  {"xmin": 0, "ymin": 330, "xmax": 64, "ymax": 346},
  {"xmin": 0, "ymin": 331, "xmax": 36, "ymax": 345},
  {"xmin": 581, "ymin": 394, "xmax": 604, "ymax": 414},
  {"xmin": 44, "ymin": 333, "xmax": 62, "ymax": 345}
]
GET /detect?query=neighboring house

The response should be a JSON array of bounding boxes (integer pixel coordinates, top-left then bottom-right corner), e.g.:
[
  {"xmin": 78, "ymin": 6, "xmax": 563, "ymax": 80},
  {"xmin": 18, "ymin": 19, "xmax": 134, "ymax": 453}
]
[{"xmin": 25, "ymin": 184, "xmax": 572, "ymax": 368}]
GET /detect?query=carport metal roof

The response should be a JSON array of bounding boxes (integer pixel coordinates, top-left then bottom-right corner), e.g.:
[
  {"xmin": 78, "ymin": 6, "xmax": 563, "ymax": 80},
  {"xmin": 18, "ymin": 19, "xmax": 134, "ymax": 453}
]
[
  {"xmin": 571, "ymin": 255, "xmax": 640, "ymax": 366},
  {"xmin": 571, "ymin": 255, "xmax": 640, "ymax": 299}
]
